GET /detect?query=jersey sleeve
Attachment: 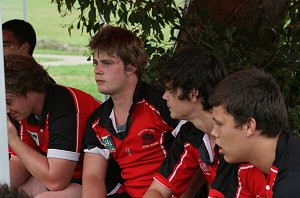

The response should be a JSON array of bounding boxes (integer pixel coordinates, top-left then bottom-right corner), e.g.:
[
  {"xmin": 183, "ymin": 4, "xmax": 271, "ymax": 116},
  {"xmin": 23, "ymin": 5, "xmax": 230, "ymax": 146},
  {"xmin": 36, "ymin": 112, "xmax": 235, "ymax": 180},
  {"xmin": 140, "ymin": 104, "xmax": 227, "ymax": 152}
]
[
  {"xmin": 47, "ymin": 113, "xmax": 81, "ymax": 161},
  {"xmin": 83, "ymin": 112, "xmax": 111, "ymax": 160},
  {"xmin": 153, "ymin": 126, "xmax": 200, "ymax": 197}
]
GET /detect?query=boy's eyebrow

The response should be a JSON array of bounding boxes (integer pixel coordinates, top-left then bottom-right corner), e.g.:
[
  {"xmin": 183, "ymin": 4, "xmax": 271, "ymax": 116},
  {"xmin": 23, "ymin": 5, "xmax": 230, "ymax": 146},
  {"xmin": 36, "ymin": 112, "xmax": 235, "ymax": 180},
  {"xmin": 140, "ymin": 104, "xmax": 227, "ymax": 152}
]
[{"xmin": 212, "ymin": 117, "xmax": 221, "ymax": 123}]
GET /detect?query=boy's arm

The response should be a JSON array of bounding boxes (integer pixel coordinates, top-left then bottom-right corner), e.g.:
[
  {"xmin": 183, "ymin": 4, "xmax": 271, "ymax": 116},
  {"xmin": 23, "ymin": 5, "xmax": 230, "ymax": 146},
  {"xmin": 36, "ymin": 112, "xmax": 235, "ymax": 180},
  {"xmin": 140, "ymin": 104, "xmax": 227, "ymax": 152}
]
[
  {"xmin": 7, "ymin": 115, "xmax": 77, "ymax": 191},
  {"xmin": 82, "ymin": 153, "xmax": 108, "ymax": 198},
  {"xmin": 180, "ymin": 168, "xmax": 206, "ymax": 198},
  {"xmin": 9, "ymin": 156, "xmax": 31, "ymax": 187},
  {"xmin": 144, "ymin": 180, "xmax": 172, "ymax": 198}
]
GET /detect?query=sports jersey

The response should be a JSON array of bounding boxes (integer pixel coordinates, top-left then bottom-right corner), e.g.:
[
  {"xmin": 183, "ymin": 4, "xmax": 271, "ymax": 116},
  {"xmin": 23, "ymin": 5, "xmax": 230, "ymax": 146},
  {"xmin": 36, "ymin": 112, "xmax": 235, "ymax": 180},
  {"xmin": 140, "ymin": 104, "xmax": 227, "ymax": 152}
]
[
  {"xmin": 209, "ymin": 157, "xmax": 264, "ymax": 198},
  {"xmin": 10, "ymin": 84, "xmax": 100, "ymax": 179},
  {"xmin": 209, "ymin": 132, "xmax": 300, "ymax": 198},
  {"xmin": 153, "ymin": 122, "xmax": 219, "ymax": 197},
  {"xmin": 84, "ymin": 81, "xmax": 179, "ymax": 198},
  {"xmin": 265, "ymin": 132, "xmax": 300, "ymax": 197}
]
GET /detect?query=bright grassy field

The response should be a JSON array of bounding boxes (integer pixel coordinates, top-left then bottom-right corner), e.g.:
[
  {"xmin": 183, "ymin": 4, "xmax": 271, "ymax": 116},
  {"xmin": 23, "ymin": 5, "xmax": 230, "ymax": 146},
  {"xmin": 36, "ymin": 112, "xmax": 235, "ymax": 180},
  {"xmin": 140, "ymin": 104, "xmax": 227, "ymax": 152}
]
[{"xmin": 1, "ymin": 0, "xmax": 90, "ymax": 52}]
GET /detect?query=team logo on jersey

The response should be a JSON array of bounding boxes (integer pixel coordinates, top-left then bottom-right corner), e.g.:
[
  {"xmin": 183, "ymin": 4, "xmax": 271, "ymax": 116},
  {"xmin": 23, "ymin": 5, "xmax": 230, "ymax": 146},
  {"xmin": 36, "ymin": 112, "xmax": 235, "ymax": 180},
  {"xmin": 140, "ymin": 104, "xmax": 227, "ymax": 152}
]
[
  {"xmin": 138, "ymin": 129, "xmax": 158, "ymax": 148},
  {"xmin": 101, "ymin": 135, "xmax": 116, "ymax": 152},
  {"xmin": 199, "ymin": 161, "xmax": 211, "ymax": 176},
  {"xmin": 125, "ymin": 147, "xmax": 132, "ymax": 156},
  {"xmin": 26, "ymin": 130, "xmax": 40, "ymax": 146}
]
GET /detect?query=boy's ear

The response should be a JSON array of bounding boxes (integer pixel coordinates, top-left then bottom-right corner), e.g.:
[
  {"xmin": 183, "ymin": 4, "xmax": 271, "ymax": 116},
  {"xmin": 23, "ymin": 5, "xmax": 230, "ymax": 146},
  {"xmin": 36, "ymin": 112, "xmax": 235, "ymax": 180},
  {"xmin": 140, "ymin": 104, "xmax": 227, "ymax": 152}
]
[
  {"xmin": 190, "ymin": 89, "xmax": 199, "ymax": 103},
  {"xmin": 245, "ymin": 117, "xmax": 257, "ymax": 137},
  {"xmin": 125, "ymin": 64, "xmax": 137, "ymax": 75},
  {"xmin": 20, "ymin": 42, "xmax": 30, "ymax": 54}
]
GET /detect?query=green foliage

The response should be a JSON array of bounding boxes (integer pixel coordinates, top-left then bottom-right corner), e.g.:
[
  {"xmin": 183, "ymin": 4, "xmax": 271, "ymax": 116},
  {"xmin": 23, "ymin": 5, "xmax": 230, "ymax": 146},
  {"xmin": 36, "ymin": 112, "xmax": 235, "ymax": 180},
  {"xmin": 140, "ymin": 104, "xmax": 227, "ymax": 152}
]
[
  {"xmin": 51, "ymin": 0, "xmax": 180, "ymax": 55},
  {"xmin": 52, "ymin": 0, "xmax": 300, "ymax": 134}
]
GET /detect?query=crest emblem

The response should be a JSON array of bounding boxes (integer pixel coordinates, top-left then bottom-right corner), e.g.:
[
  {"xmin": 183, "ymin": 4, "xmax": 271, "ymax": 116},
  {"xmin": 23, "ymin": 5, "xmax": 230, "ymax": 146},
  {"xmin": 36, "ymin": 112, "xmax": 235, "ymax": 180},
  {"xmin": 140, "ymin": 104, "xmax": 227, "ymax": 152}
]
[
  {"xmin": 101, "ymin": 135, "xmax": 116, "ymax": 151},
  {"xmin": 26, "ymin": 130, "xmax": 40, "ymax": 146}
]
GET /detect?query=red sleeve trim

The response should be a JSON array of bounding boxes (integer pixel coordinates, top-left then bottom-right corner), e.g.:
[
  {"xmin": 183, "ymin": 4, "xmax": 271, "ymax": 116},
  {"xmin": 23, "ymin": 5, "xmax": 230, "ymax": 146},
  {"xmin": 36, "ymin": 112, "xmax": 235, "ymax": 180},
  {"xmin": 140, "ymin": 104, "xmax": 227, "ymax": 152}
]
[{"xmin": 153, "ymin": 173, "xmax": 182, "ymax": 197}]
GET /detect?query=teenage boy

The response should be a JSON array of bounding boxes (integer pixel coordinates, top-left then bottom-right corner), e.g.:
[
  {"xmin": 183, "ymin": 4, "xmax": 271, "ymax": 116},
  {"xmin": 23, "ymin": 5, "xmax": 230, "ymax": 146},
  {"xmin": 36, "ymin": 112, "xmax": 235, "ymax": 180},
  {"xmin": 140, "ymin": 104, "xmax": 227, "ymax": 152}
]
[
  {"xmin": 82, "ymin": 25, "xmax": 180, "ymax": 198},
  {"xmin": 3, "ymin": 19, "xmax": 36, "ymax": 55},
  {"xmin": 210, "ymin": 68, "xmax": 300, "ymax": 197},
  {"xmin": 6, "ymin": 54, "xmax": 100, "ymax": 197},
  {"xmin": 144, "ymin": 47, "xmax": 226, "ymax": 197},
  {"xmin": 2, "ymin": 19, "xmax": 56, "ymax": 83}
]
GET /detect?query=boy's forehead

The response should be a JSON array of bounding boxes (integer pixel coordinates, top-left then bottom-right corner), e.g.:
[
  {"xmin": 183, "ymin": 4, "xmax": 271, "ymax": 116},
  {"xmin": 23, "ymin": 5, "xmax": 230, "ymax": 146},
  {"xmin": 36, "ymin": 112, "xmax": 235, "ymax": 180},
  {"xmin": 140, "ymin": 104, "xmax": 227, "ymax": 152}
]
[
  {"xmin": 93, "ymin": 50, "xmax": 118, "ymax": 59},
  {"xmin": 6, "ymin": 92, "xmax": 18, "ymax": 99},
  {"xmin": 212, "ymin": 105, "xmax": 235, "ymax": 121},
  {"xmin": 212, "ymin": 106, "xmax": 225, "ymax": 118},
  {"xmin": 3, "ymin": 31, "xmax": 18, "ymax": 43}
]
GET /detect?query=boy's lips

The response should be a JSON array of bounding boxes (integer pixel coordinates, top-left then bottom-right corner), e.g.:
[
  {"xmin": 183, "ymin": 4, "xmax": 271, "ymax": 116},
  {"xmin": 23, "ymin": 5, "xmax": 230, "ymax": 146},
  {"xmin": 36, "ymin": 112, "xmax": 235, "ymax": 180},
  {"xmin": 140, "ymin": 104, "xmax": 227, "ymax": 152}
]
[
  {"xmin": 215, "ymin": 142, "xmax": 223, "ymax": 154},
  {"xmin": 218, "ymin": 146, "xmax": 224, "ymax": 154},
  {"xmin": 95, "ymin": 79, "xmax": 105, "ymax": 83}
]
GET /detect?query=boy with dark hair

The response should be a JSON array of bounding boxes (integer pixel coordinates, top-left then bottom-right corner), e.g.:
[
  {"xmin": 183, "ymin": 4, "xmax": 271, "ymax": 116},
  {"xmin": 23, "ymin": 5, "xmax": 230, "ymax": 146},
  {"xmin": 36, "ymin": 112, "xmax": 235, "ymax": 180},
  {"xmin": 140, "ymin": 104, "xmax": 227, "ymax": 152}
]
[
  {"xmin": 144, "ymin": 47, "xmax": 226, "ymax": 197},
  {"xmin": 82, "ymin": 25, "xmax": 181, "ymax": 197},
  {"xmin": 3, "ymin": 19, "xmax": 36, "ymax": 55},
  {"xmin": 6, "ymin": 54, "xmax": 100, "ymax": 197},
  {"xmin": 210, "ymin": 69, "xmax": 300, "ymax": 197}
]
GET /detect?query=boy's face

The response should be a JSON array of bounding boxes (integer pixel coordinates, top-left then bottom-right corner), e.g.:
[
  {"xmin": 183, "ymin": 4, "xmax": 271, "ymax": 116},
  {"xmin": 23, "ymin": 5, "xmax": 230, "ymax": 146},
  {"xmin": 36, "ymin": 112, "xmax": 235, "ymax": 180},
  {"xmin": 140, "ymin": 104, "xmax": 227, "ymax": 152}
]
[
  {"xmin": 3, "ymin": 31, "xmax": 21, "ymax": 55},
  {"xmin": 162, "ymin": 85, "xmax": 194, "ymax": 120},
  {"xmin": 211, "ymin": 106, "xmax": 249, "ymax": 163},
  {"xmin": 6, "ymin": 92, "xmax": 33, "ymax": 121},
  {"xmin": 2, "ymin": 30, "xmax": 29, "ymax": 55},
  {"xmin": 93, "ymin": 49, "xmax": 132, "ymax": 96}
]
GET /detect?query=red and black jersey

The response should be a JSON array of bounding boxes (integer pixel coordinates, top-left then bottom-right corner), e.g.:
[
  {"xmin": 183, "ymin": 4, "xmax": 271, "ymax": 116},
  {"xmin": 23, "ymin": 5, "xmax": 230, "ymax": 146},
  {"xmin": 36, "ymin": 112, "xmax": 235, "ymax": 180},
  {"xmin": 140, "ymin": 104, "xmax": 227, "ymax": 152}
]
[
  {"xmin": 153, "ymin": 122, "xmax": 219, "ymax": 197},
  {"xmin": 84, "ymin": 81, "xmax": 179, "ymax": 198},
  {"xmin": 209, "ymin": 132, "xmax": 300, "ymax": 198},
  {"xmin": 10, "ymin": 84, "xmax": 100, "ymax": 179},
  {"xmin": 209, "ymin": 158, "xmax": 264, "ymax": 198},
  {"xmin": 266, "ymin": 132, "xmax": 300, "ymax": 197}
]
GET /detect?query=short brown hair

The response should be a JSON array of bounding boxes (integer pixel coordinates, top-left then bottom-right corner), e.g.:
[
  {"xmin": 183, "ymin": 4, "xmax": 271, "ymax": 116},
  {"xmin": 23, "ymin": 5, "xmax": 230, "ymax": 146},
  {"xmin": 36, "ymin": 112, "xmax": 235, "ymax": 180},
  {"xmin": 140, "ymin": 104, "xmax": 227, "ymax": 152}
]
[
  {"xmin": 210, "ymin": 68, "xmax": 289, "ymax": 137},
  {"xmin": 89, "ymin": 25, "xmax": 149, "ymax": 79},
  {"xmin": 5, "ymin": 53, "xmax": 51, "ymax": 96}
]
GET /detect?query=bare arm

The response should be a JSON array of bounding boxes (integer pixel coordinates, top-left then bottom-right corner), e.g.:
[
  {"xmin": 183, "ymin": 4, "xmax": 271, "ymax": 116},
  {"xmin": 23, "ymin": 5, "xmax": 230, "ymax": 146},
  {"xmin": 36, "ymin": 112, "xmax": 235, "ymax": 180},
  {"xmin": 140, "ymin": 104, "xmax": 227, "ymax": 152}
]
[
  {"xmin": 144, "ymin": 180, "xmax": 172, "ymax": 198},
  {"xmin": 9, "ymin": 156, "xmax": 31, "ymax": 187},
  {"xmin": 180, "ymin": 168, "xmax": 206, "ymax": 198},
  {"xmin": 7, "ymin": 117, "xmax": 76, "ymax": 191},
  {"xmin": 82, "ymin": 152, "xmax": 108, "ymax": 198}
]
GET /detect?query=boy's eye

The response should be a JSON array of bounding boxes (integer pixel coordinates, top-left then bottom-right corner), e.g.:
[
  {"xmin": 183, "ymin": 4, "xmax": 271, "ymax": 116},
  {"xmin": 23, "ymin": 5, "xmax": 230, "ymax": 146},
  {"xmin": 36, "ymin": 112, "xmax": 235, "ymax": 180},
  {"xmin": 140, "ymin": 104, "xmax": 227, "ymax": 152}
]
[
  {"xmin": 6, "ymin": 99, "xmax": 12, "ymax": 105},
  {"xmin": 103, "ymin": 61, "xmax": 113, "ymax": 65},
  {"xmin": 216, "ymin": 122, "xmax": 223, "ymax": 126}
]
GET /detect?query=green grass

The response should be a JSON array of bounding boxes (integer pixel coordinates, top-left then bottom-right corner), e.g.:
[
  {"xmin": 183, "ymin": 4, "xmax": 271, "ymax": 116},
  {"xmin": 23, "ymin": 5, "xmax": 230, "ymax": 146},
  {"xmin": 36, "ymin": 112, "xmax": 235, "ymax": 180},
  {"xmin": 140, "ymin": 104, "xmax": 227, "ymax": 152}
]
[
  {"xmin": 47, "ymin": 64, "xmax": 104, "ymax": 102},
  {"xmin": 1, "ymin": 0, "xmax": 90, "ymax": 54}
]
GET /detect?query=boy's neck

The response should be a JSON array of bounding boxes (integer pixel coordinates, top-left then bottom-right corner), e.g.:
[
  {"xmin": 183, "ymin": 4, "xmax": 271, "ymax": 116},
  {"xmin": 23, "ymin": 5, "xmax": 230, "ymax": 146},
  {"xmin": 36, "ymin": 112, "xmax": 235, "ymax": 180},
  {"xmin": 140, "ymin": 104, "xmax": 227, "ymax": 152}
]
[{"xmin": 250, "ymin": 135, "xmax": 279, "ymax": 174}]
